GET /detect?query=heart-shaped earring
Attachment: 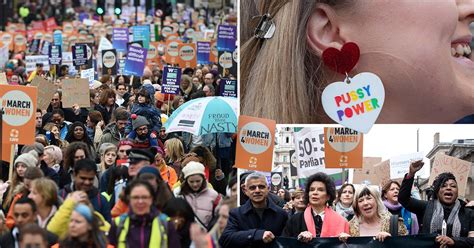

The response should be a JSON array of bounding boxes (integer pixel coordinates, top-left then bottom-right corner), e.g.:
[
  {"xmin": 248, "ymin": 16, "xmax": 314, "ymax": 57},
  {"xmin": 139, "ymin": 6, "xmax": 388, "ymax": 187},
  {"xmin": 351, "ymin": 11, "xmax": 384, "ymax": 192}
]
[{"xmin": 322, "ymin": 42, "xmax": 360, "ymax": 75}]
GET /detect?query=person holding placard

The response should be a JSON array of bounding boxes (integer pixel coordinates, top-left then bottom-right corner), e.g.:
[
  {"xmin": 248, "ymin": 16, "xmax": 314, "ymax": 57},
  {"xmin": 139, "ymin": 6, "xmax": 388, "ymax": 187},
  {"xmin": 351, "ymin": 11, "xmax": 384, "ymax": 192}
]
[{"xmin": 399, "ymin": 160, "xmax": 474, "ymax": 248}]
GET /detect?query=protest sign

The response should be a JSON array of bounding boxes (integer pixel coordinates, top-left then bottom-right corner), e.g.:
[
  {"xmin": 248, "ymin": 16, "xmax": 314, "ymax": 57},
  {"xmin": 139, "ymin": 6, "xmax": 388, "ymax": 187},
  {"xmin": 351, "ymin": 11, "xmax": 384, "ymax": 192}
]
[
  {"xmin": 197, "ymin": 41, "xmax": 211, "ymax": 65},
  {"xmin": 219, "ymin": 79, "xmax": 237, "ymax": 97},
  {"xmin": 62, "ymin": 79, "xmax": 90, "ymax": 108},
  {"xmin": 53, "ymin": 30, "xmax": 62, "ymax": 46},
  {"xmin": 270, "ymin": 172, "xmax": 283, "ymax": 192},
  {"xmin": 25, "ymin": 55, "xmax": 50, "ymax": 72},
  {"xmin": 178, "ymin": 43, "xmax": 197, "ymax": 68},
  {"xmin": 124, "ymin": 46, "xmax": 147, "ymax": 76},
  {"xmin": 0, "ymin": 32, "xmax": 13, "ymax": 51},
  {"xmin": 30, "ymin": 76, "xmax": 56, "ymax": 111},
  {"xmin": 98, "ymin": 36, "xmax": 113, "ymax": 52},
  {"xmin": 102, "ymin": 49, "xmax": 118, "ymax": 75},
  {"xmin": 133, "ymin": 25, "xmax": 150, "ymax": 49},
  {"xmin": 81, "ymin": 68, "xmax": 95, "ymax": 86},
  {"xmin": 147, "ymin": 42, "xmax": 159, "ymax": 64},
  {"xmin": 218, "ymin": 50, "xmax": 237, "ymax": 78},
  {"xmin": 324, "ymin": 127, "xmax": 363, "ymax": 169},
  {"xmin": 76, "ymin": 43, "xmax": 93, "ymax": 69},
  {"xmin": 161, "ymin": 67, "xmax": 181, "ymax": 95},
  {"xmin": 165, "ymin": 39, "xmax": 181, "ymax": 64},
  {"xmin": 216, "ymin": 25, "xmax": 236, "ymax": 52},
  {"xmin": 352, "ymin": 157, "xmax": 382, "ymax": 184},
  {"xmin": 428, "ymin": 153, "xmax": 472, "ymax": 197},
  {"xmin": 41, "ymin": 41, "xmax": 50, "ymax": 55},
  {"xmin": 0, "ymin": 45, "xmax": 9, "ymax": 70},
  {"xmin": 0, "ymin": 73, "xmax": 7, "ymax": 84},
  {"xmin": 29, "ymin": 39, "xmax": 41, "ymax": 54},
  {"xmin": 49, "ymin": 45, "xmax": 62, "ymax": 65},
  {"xmin": 210, "ymin": 40, "xmax": 218, "ymax": 63},
  {"xmin": 13, "ymin": 33, "xmax": 27, "ymax": 53},
  {"xmin": 235, "ymin": 115, "xmax": 276, "ymax": 172},
  {"xmin": 112, "ymin": 28, "xmax": 129, "ymax": 52},
  {"xmin": 0, "ymin": 85, "xmax": 37, "ymax": 145},
  {"xmin": 72, "ymin": 44, "xmax": 88, "ymax": 66},
  {"xmin": 389, "ymin": 152, "xmax": 428, "ymax": 179}
]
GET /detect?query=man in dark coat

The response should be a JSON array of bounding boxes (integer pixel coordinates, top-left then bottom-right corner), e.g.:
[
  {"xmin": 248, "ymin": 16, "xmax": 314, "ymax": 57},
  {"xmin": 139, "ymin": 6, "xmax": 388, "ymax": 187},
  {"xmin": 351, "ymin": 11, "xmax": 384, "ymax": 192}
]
[{"xmin": 219, "ymin": 172, "xmax": 288, "ymax": 248}]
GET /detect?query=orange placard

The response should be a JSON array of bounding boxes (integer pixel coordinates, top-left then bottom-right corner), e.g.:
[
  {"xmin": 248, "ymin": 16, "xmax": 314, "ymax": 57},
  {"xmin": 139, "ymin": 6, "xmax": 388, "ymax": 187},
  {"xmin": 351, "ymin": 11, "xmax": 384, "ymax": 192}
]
[
  {"xmin": 0, "ymin": 32, "xmax": 13, "ymax": 51},
  {"xmin": 209, "ymin": 40, "xmax": 218, "ymax": 64},
  {"xmin": 1, "ymin": 143, "xmax": 12, "ymax": 163},
  {"xmin": 324, "ymin": 127, "xmax": 363, "ymax": 168},
  {"xmin": 178, "ymin": 43, "xmax": 196, "ymax": 69},
  {"xmin": 165, "ymin": 39, "xmax": 181, "ymax": 65},
  {"xmin": 0, "ymin": 85, "xmax": 37, "ymax": 145},
  {"xmin": 13, "ymin": 33, "xmax": 27, "ymax": 53},
  {"xmin": 235, "ymin": 115, "xmax": 276, "ymax": 172}
]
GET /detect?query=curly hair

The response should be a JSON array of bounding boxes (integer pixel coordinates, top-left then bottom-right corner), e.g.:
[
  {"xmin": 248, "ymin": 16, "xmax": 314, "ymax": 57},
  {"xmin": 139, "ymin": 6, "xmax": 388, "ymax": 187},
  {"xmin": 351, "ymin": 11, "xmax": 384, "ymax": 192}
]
[
  {"xmin": 432, "ymin": 172, "xmax": 457, "ymax": 200},
  {"xmin": 304, "ymin": 172, "xmax": 336, "ymax": 206}
]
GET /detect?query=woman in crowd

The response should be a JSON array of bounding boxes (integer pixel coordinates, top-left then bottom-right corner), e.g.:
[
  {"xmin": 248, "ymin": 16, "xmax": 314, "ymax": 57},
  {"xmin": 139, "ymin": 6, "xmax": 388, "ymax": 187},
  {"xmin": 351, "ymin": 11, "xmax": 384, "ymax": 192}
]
[
  {"xmin": 162, "ymin": 198, "xmax": 195, "ymax": 248},
  {"xmin": 283, "ymin": 188, "xmax": 306, "ymax": 216},
  {"xmin": 172, "ymin": 95, "xmax": 185, "ymax": 113},
  {"xmin": 65, "ymin": 122, "xmax": 96, "ymax": 156},
  {"xmin": 43, "ymin": 122, "xmax": 69, "ymax": 149},
  {"xmin": 277, "ymin": 189, "xmax": 291, "ymax": 203},
  {"xmin": 108, "ymin": 180, "xmax": 181, "ymax": 247},
  {"xmin": 43, "ymin": 145, "xmax": 63, "ymax": 176},
  {"xmin": 339, "ymin": 186, "xmax": 407, "ymax": 243},
  {"xmin": 282, "ymin": 173, "xmax": 349, "ymax": 242},
  {"xmin": 382, "ymin": 180, "xmax": 419, "ymax": 235},
  {"xmin": 62, "ymin": 142, "xmax": 93, "ymax": 186},
  {"xmin": 86, "ymin": 110, "xmax": 104, "ymax": 151},
  {"xmin": 174, "ymin": 162, "xmax": 221, "ymax": 231},
  {"xmin": 164, "ymin": 138, "xmax": 185, "ymax": 176},
  {"xmin": 52, "ymin": 203, "xmax": 111, "ymax": 248},
  {"xmin": 180, "ymin": 75, "xmax": 198, "ymax": 102},
  {"xmin": 335, "ymin": 183, "xmax": 355, "ymax": 221},
  {"xmin": 399, "ymin": 160, "xmax": 474, "ymax": 247},
  {"xmin": 28, "ymin": 178, "xmax": 60, "ymax": 228},
  {"xmin": 190, "ymin": 146, "xmax": 227, "ymax": 195},
  {"xmin": 154, "ymin": 147, "xmax": 178, "ymax": 189},
  {"xmin": 97, "ymin": 143, "xmax": 117, "ymax": 176},
  {"xmin": 240, "ymin": 0, "xmax": 474, "ymax": 124},
  {"xmin": 95, "ymin": 88, "xmax": 118, "ymax": 125}
]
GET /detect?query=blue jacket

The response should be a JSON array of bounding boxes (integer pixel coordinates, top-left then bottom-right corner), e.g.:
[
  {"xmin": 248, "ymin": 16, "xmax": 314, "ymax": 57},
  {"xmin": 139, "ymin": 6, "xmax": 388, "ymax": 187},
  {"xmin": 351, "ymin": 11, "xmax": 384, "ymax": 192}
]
[
  {"xmin": 126, "ymin": 103, "xmax": 162, "ymax": 135},
  {"xmin": 219, "ymin": 198, "xmax": 288, "ymax": 248},
  {"xmin": 59, "ymin": 184, "xmax": 111, "ymax": 223}
]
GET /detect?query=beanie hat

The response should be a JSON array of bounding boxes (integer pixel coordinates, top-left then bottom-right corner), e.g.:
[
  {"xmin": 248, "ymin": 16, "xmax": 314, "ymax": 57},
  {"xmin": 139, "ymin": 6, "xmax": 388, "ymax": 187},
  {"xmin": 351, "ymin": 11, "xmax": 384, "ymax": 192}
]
[
  {"xmin": 182, "ymin": 161, "xmax": 205, "ymax": 179},
  {"xmin": 14, "ymin": 150, "xmax": 39, "ymax": 168},
  {"xmin": 117, "ymin": 139, "xmax": 134, "ymax": 149},
  {"xmin": 131, "ymin": 114, "xmax": 150, "ymax": 130},
  {"xmin": 138, "ymin": 166, "xmax": 162, "ymax": 180},
  {"xmin": 74, "ymin": 204, "xmax": 94, "ymax": 223},
  {"xmin": 21, "ymin": 142, "xmax": 44, "ymax": 156}
]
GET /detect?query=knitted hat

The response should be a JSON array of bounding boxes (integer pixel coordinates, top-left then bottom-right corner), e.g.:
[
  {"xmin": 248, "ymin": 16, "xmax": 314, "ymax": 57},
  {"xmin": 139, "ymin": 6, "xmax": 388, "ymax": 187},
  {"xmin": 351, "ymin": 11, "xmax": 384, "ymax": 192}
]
[
  {"xmin": 74, "ymin": 204, "xmax": 94, "ymax": 223},
  {"xmin": 117, "ymin": 139, "xmax": 134, "ymax": 149},
  {"xmin": 99, "ymin": 143, "xmax": 117, "ymax": 156},
  {"xmin": 20, "ymin": 142, "xmax": 44, "ymax": 156},
  {"xmin": 182, "ymin": 161, "xmax": 205, "ymax": 179},
  {"xmin": 131, "ymin": 114, "xmax": 150, "ymax": 130},
  {"xmin": 14, "ymin": 150, "xmax": 39, "ymax": 168},
  {"xmin": 138, "ymin": 166, "xmax": 162, "ymax": 180}
]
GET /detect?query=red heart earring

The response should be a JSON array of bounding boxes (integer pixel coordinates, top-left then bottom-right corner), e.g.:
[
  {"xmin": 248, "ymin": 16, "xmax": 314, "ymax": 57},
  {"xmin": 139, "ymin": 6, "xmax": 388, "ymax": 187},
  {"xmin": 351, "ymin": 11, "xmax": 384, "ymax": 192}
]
[{"xmin": 322, "ymin": 42, "xmax": 360, "ymax": 75}]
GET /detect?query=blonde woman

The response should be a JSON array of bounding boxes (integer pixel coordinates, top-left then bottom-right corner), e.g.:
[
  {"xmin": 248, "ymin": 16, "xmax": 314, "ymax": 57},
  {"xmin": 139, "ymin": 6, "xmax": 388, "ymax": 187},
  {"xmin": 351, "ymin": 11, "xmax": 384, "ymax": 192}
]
[
  {"xmin": 240, "ymin": 0, "xmax": 474, "ymax": 123},
  {"xmin": 28, "ymin": 178, "xmax": 60, "ymax": 228},
  {"xmin": 164, "ymin": 138, "xmax": 185, "ymax": 177}
]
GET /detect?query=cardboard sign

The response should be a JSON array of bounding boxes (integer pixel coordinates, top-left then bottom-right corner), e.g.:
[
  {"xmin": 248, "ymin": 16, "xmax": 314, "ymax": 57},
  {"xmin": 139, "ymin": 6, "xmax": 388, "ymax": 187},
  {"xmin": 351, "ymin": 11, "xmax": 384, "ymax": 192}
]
[
  {"xmin": 30, "ymin": 76, "xmax": 57, "ymax": 111},
  {"xmin": 80, "ymin": 68, "xmax": 95, "ymax": 86},
  {"xmin": 321, "ymin": 72, "xmax": 385, "ymax": 133},
  {"xmin": 235, "ymin": 115, "xmax": 276, "ymax": 172},
  {"xmin": 161, "ymin": 67, "xmax": 182, "ymax": 95},
  {"xmin": 216, "ymin": 25, "xmax": 237, "ymax": 52},
  {"xmin": 165, "ymin": 39, "xmax": 181, "ymax": 64},
  {"xmin": 102, "ymin": 49, "xmax": 118, "ymax": 75},
  {"xmin": 0, "ymin": 85, "xmax": 37, "ymax": 145},
  {"xmin": 72, "ymin": 44, "xmax": 88, "ymax": 66},
  {"xmin": 353, "ymin": 158, "xmax": 390, "ymax": 188},
  {"xmin": 25, "ymin": 55, "xmax": 50, "ymax": 72},
  {"xmin": 324, "ymin": 127, "xmax": 363, "ymax": 168},
  {"xmin": 428, "ymin": 153, "xmax": 472, "ymax": 197},
  {"xmin": 178, "ymin": 43, "xmax": 197, "ymax": 68},
  {"xmin": 389, "ymin": 152, "xmax": 428, "ymax": 179},
  {"xmin": 49, "ymin": 45, "xmax": 62, "ymax": 65},
  {"xmin": 62, "ymin": 78, "xmax": 90, "ymax": 108},
  {"xmin": 197, "ymin": 41, "xmax": 211, "ymax": 65},
  {"xmin": 124, "ymin": 46, "xmax": 147, "ymax": 76},
  {"xmin": 219, "ymin": 79, "xmax": 237, "ymax": 97},
  {"xmin": 133, "ymin": 25, "xmax": 150, "ymax": 49}
]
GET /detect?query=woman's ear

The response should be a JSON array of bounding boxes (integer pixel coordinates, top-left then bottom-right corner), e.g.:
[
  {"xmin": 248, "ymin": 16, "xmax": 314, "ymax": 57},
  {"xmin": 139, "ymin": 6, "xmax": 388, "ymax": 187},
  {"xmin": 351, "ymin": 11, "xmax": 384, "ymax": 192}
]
[{"xmin": 306, "ymin": 3, "xmax": 347, "ymax": 56}]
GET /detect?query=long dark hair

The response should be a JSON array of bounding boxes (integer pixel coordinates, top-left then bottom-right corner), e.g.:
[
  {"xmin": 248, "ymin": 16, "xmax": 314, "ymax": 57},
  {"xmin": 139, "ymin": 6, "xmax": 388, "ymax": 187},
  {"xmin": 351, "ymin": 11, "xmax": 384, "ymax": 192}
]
[
  {"xmin": 64, "ymin": 142, "xmax": 92, "ymax": 171},
  {"xmin": 65, "ymin": 122, "xmax": 93, "ymax": 147}
]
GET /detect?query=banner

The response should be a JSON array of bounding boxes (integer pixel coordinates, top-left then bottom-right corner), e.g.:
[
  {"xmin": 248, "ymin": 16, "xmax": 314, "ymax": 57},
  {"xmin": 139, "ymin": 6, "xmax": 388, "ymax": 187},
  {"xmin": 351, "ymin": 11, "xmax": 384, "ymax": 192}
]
[
  {"xmin": 178, "ymin": 43, "xmax": 197, "ymax": 68},
  {"xmin": 197, "ymin": 41, "xmax": 211, "ymax": 65},
  {"xmin": 428, "ymin": 153, "xmax": 472, "ymax": 197},
  {"xmin": 216, "ymin": 25, "xmax": 237, "ymax": 52},
  {"xmin": 324, "ymin": 127, "xmax": 363, "ymax": 168},
  {"xmin": 49, "ymin": 45, "xmax": 62, "ymax": 65},
  {"xmin": 30, "ymin": 77, "xmax": 56, "ymax": 111},
  {"xmin": 235, "ymin": 115, "xmax": 276, "ymax": 172},
  {"xmin": 133, "ymin": 25, "xmax": 151, "ymax": 49},
  {"xmin": 389, "ymin": 152, "xmax": 428, "ymax": 179},
  {"xmin": 0, "ymin": 85, "xmax": 37, "ymax": 145},
  {"xmin": 273, "ymin": 235, "xmax": 436, "ymax": 248},
  {"xmin": 72, "ymin": 44, "xmax": 88, "ymax": 66},
  {"xmin": 102, "ymin": 49, "xmax": 118, "ymax": 75},
  {"xmin": 25, "ymin": 55, "xmax": 50, "ymax": 72},
  {"xmin": 112, "ymin": 28, "xmax": 129, "ymax": 52},
  {"xmin": 161, "ymin": 67, "xmax": 182, "ymax": 95},
  {"xmin": 124, "ymin": 46, "xmax": 148, "ymax": 76},
  {"xmin": 219, "ymin": 79, "xmax": 237, "ymax": 97},
  {"xmin": 62, "ymin": 79, "xmax": 90, "ymax": 108}
]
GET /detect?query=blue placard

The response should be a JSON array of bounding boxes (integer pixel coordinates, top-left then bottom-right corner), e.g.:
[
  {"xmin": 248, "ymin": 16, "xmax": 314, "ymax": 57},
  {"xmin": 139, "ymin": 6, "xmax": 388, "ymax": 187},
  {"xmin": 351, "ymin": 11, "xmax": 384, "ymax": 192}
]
[
  {"xmin": 49, "ymin": 45, "xmax": 62, "ymax": 65},
  {"xmin": 112, "ymin": 28, "xmax": 129, "ymax": 53},
  {"xmin": 53, "ymin": 30, "xmax": 62, "ymax": 47},
  {"xmin": 219, "ymin": 79, "xmax": 237, "ymax": 98},
  {"xmin": 133, "ymin": 25, "xmax": 150, "ymax": 49},
  {"xmin": 197, "ymin": 41, "xmax": 211, "ymax": 65},
  {"xmin": 123, "ymin": 46, "xmax": 148, "ymax": 76},
  {"xmin": 161, "ymin": 66, "xmax": 182, "ymax": 95},
  {"xmin": 216, "ymin": 25, "xmax": 237, "ymax": 52}
]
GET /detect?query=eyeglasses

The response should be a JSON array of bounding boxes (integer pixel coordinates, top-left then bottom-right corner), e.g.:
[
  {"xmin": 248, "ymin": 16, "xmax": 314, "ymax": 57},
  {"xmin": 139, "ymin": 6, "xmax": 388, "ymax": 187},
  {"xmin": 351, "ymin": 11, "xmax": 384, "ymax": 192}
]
[
  {"xmin": 130, "ymin": 195, "xmax": 152, "ymax": 201},
  {"xmin": 248, "ymin": 185, "xmax": 266, "ymax": 191}
]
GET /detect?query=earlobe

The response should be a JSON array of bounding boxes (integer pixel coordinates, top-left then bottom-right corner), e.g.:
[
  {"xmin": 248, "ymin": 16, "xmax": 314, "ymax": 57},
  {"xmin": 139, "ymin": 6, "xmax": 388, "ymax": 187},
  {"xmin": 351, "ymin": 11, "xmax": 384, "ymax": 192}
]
[{"xmin": 306, "ymin": 4, "xmax": 346, "ymax": 56}]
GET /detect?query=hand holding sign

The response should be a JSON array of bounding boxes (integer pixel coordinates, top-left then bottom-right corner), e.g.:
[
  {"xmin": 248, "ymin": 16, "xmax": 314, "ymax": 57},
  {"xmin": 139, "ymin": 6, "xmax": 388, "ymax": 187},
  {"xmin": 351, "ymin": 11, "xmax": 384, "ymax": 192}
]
[{"xmin": 408, "ymin": 160, "xmax": 424, "ymax": 178}]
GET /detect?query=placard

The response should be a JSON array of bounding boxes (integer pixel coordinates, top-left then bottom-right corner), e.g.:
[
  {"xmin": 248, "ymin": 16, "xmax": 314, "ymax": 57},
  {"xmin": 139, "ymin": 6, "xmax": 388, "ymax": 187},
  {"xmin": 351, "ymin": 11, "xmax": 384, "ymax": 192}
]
[
  {"xmin": 389, "ymin": 152, "xmax": 428, "ymax": 179},
  {"xmin": 123, "ymin": 46, "xmax": 147, "ymax": 76},
  {"xmin": 161, "ymin": 67, "xmax": 181, "ymax": 95},
  {"xmin": 197, "ymin": 41, "xmax": 211, "ymax": 65},
  {"xmin": 102, "ymin": 49, "xmax": 118, "ymax": 75},
  {"xmin": 178, "ymin": 43, "xmax": 196, "ymax": 68},
  {"xmin": 80, "ymin": 68, "xmax": 95, "ymax": 86},
  {"xmin": 62, "ymin": 79, "xmax": 91, "ymax": 108},
  {"xmin": 270, "ymin": 172, "xmax": 283, "ymax": 192},
  {"xmin": 324, "ymin": 127, "xmax": 363, "ymax": 168},
  {"xmin": 428, "ymin": 153, "xmax": 472, "ymax": 197},
  {"xmin": 218, "ymin": 50, "xmax": 237, "ymax": 78},
  {"xmin": 13, "ymin": 33, "xmax": 27, "ymax": 53},
  {"xmin": 165, "ymin": 39, "xmax": 181, "ymax": 64},
  {"xmin": 29, "ymin": 39, "xmax": 41, "ymax": 54},
  {"xmin": 235, "ymin": 115, "xmax": 276, "ymax": 172},
  {"xmin": 30, "ymin": 76, "xmax": 57, "ymax": 111},
  {"xmin": 132, "ymin": 25, "xmax": 150, "ymax": 49},
  {"xmin": 76, "ymin": 43, "xmax": 93, "ymax": 69},
  {"xmin": 25, "ymin": 55, "xmax": 50, "ymax": 72},
  {"xmin": 216, "ymin": 25, "xmax": 236, "ymax": 52},
  {"xmin": 49, "ymin": 45, "xmax": 62, "ymax": 65},
  {"xmin": 72, "ymin": 44, "xmax": 88, "ymax": 66},
  {"xmin": 353, "ymin": 158, "xmax": 390, "ymax": 188},
  {"xmin": 219, "ymin": 79, "xmax": 237, "ymax": 97}
]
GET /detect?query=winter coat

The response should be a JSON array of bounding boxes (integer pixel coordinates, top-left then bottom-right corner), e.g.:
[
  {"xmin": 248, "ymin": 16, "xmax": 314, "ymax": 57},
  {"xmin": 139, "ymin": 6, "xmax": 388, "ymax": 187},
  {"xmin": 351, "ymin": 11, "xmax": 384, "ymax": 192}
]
[
  {"xmin": 99, "ymin": 122, "xmax": 123, "ymax": 147},
  {"xmin": 59, "ymin": 184, "xmax": 111, "ymax": 223},
  {"xmin": 219, "ymin": 198, "xmax": 288, "ymax": 248},
  {"xmin": 126, "ymin": 103, "xmax": 162, "ymax": 135},
  {"xmin": 95, "ymin": 103, "xmax": 118, "ymax": 125},
  {"xmin": 174, "ymin": 186, "xmax": 220, "ymax": 230}
]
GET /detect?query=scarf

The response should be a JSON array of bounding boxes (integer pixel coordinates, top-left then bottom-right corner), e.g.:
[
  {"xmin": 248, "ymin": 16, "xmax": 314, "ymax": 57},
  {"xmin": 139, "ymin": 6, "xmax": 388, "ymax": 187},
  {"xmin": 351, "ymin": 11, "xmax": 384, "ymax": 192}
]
[
  {"xmin": 304, "ymin": 206, "xmax": 349, "ymax": 237},
  {"xmin": 430, "ymin": 199, "xmax": 461, "ymax": 237},
  {"xmin": 383, "ymin": 200, "xmax": 419, "ymax": 235},
  {"xmin": 335, "ymin": 202, "xmax": 354, "ymax": 219}
]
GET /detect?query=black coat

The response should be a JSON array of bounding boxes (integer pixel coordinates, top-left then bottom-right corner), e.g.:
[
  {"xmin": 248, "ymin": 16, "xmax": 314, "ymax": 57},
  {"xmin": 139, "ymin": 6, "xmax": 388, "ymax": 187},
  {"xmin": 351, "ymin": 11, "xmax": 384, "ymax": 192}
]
[{"xmin": 0, "ymin": 229, "xmax": 58, "ymax": 248}]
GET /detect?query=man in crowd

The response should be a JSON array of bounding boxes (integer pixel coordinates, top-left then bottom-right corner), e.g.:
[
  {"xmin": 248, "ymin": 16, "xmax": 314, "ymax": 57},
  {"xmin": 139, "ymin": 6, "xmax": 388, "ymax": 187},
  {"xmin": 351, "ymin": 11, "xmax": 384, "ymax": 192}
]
[
  {"xmin": 220, "ymin": 172, "xmax": 288, "ymax": 247},
  {"xmin": 128, "ymin": 115, "xmax": 158, "ymax": 149},
  {"xmin": 203, "ymin": 85, "xmax": 215, "ymax": 97},
  {"xmin": 100, "ymin": 108, "xmax": 129, "ymax": 147}
]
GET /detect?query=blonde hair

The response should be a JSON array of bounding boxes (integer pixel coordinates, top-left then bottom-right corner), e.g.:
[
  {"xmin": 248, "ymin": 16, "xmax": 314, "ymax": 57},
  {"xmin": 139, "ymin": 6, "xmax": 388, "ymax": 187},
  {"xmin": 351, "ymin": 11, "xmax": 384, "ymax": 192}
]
[
  {"xmin": 165, "ymin": 138, "xmax": 185, "ymax": 162},
  {"xmin": 240, "ymin": 0, "xmax": 349, "ymax": 123},
  {"xmin": 352, "ymin": 186, "xmax": 387, "ymax": 221},
  {"xmin": 44, "ymin": 145, "xmax": 63, "ymax": 164},
  {"xmin": 31, "ymin": 178, "xmax": 58, "ymax": 207}
]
